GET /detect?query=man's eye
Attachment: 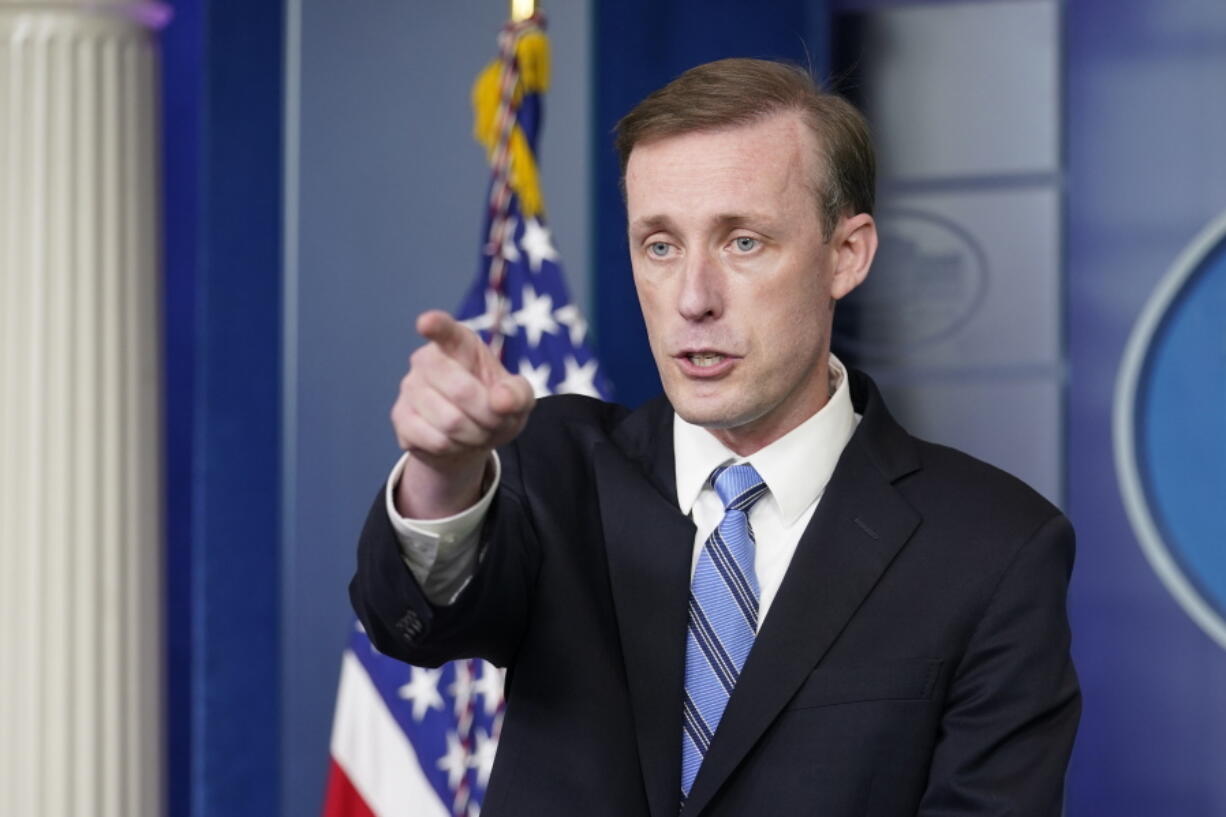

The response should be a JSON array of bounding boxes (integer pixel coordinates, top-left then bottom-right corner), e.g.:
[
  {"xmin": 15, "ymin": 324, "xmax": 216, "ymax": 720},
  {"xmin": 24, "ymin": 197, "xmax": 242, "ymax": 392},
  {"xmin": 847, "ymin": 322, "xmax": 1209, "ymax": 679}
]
[
  {"xmin": 733, "ymin": 236, "xmax": 759, "ymax": 252},
  {"xmin": 648, "ymin": 242, "xmax": 671, "ymax": 258}
]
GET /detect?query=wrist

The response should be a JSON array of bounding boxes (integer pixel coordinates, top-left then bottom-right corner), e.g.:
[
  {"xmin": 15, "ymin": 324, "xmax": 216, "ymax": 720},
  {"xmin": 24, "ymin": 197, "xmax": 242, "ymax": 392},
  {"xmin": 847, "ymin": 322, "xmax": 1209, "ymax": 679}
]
[{"xmin": 395, "ymin": 449, "xmax": 491, "ymax": 520}]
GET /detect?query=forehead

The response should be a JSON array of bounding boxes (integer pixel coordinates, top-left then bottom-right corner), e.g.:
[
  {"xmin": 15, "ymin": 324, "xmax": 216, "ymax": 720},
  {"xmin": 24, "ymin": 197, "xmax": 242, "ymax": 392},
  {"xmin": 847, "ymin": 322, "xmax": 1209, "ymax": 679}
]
[{"xmin": 624, "ymin": 112, "xmax": 820, "ymax": 222}]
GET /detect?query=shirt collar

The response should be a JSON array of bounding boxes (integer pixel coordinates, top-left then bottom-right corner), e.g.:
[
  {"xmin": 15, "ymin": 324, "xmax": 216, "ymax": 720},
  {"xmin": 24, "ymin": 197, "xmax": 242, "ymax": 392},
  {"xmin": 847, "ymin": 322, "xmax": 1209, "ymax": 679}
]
[{"xmin": 672, "ymin": 355, "xmax": 857, "ymax": 527}]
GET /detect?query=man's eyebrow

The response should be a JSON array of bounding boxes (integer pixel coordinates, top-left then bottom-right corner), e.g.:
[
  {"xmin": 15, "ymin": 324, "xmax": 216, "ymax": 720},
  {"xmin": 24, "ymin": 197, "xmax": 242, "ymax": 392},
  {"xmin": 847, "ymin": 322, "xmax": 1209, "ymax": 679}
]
[
  {"xmin": 712, "ymin": 212, "xmax": 775, "ymax": 229},
  {"xmin": 628, "ymin": 214, "xmax": 676, "ymax": 237},
  {"xmin": 630, "ymin": 212, "xmax": 775, "ymax": 236}
]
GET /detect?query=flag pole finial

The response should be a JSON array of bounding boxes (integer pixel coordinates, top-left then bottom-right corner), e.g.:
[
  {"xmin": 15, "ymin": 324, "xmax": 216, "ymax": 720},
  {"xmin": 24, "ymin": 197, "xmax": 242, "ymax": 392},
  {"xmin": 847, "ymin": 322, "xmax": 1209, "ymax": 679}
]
[{"xmin": 510, "ymin": 0, "xmax": 536, "ymax": 22}]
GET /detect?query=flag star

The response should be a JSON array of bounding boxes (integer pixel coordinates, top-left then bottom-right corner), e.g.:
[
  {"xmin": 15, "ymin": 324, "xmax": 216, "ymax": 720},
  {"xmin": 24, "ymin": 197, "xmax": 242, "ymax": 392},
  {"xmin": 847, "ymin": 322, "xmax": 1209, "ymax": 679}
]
[
  {"xmin": 437, "ymin": 731, "xmax": 469, "ymax": 791},
  {"xmin": 520, "ymin": 217, "xmax": 558, "ymax": 272},
  {"xmin": 498, "ymin": 215, "xmax": 520, "ymax": 263},
  {"xmin": 473, "ymin": 661, "xmax": 505, "ymax": 716},
  {"xmin": 511, "ymin": 286, "xmax": 559, "ymax": 347},
  {"xmin": 517, "ymin": 358, "xmax": 552, "ymax": 398},
  {"xmin": 557, "ymin": 356, "xmax": 601, "ymax": 398},
  {"xmin": 397, "ymin": 667, "xmax": 444, "ymax": 721},
  {"xmin": 449, "ymin": 661, "xmax": 476, "ymax": 718},
  {"xmin": 552, "ymin": 303, "xmax": 588, "ymax": 347},
  {"xmin": 461, "ymin": 288, "xmax": 516, "ymax": 337},
  {"xmin": 468, "ymin": 727, "xmax": 499, "ymax": 789}
]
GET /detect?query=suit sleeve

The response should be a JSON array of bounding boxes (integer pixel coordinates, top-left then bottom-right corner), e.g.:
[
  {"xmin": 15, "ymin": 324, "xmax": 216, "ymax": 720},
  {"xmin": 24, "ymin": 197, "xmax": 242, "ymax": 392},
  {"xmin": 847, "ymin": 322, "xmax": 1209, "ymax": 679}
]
[
  {"xmin": 918, "ymin": 512, "xmax": 1082, "ymax": 816},
  {"xmin": 383, "ymin": 451, "xmax": 501, "ymax": 604},
  {"xmin": 349, "ymin": 436, "xmax": 542, "ymax": 669}
]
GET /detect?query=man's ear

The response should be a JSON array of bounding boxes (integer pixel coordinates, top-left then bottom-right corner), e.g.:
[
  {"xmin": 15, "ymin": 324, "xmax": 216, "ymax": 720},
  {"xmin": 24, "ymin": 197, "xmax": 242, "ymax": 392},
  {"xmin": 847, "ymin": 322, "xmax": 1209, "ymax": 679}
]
[{"xmin": 830, "ymin": 213, "xmax": 877, "ymax": 301}]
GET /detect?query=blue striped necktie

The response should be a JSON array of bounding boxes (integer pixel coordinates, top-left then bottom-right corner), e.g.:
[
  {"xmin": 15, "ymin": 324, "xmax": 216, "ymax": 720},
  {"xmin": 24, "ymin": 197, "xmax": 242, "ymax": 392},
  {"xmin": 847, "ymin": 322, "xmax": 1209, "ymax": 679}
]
[{"xmin": 681, "ymin": 463, "xmax": 768, "ymax": 799}]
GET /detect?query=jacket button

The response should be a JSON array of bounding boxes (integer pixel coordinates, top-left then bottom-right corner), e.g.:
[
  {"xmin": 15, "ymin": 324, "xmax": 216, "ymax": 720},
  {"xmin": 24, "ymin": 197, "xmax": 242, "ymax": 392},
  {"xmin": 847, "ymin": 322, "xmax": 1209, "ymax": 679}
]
[{"xmin": 397, "ymin": 609, "xmax": 423, "ymax": 640}]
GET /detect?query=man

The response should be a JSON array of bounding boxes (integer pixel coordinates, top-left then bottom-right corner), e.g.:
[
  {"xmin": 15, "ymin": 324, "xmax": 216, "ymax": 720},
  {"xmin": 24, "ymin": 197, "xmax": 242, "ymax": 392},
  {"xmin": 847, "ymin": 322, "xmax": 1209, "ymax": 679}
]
[{"xmin": 352, "ymin": 58, "xmax": 1079, "ymax": 816}]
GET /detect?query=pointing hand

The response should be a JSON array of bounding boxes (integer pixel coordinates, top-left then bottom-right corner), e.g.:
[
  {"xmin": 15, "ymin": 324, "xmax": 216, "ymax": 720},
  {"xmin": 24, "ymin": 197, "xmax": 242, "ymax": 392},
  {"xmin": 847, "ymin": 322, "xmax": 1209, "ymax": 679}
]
[{"xmin": 390, "ymin": 310, "xmax": 535, "ymax": 517}]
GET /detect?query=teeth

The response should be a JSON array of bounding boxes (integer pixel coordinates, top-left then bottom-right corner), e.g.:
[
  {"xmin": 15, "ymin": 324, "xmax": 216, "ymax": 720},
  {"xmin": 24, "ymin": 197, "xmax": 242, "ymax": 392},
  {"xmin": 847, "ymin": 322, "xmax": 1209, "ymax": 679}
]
[{"xmin": 688, "ymin": 353, "xmax": 725, "ymax": 367}]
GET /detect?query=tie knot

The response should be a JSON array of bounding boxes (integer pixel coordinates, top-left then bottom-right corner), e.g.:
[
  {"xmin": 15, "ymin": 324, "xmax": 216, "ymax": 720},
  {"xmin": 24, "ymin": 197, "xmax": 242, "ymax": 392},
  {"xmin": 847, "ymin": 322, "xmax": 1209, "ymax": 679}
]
[{"xmin": 712, "ymin": 463, "xmax": 767, "ymax": 512}]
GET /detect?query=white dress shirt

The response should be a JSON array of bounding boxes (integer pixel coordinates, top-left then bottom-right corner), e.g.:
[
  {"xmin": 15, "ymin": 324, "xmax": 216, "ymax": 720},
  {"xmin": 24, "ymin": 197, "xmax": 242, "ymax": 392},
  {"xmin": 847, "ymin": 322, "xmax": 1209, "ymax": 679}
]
[{"xmin": 386, "ymin": 356, "xmax": 859, "ymax": 620}]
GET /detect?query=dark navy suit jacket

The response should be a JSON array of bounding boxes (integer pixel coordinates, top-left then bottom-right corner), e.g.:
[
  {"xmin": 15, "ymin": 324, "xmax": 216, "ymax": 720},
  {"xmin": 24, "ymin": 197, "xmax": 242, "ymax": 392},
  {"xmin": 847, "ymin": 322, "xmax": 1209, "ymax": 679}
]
[{"xmin": 351, "ymin": 370, "xmax": 1080, "ymax": 817}]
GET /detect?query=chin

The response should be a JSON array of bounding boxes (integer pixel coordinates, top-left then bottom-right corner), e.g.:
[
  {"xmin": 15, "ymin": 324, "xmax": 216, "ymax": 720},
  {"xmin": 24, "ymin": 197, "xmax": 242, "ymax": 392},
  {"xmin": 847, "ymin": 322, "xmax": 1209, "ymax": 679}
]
[{"xmin": 669, "ymin": 395, "xmax": 756, "ymax": 431}]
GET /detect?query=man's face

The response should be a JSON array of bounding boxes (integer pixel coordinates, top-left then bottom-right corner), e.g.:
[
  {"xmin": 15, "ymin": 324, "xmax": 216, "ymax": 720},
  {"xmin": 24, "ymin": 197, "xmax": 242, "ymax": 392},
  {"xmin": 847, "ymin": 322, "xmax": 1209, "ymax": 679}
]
[{"xmin": 625, "ymin": 111, "xmax": 864, "ymax": 453}]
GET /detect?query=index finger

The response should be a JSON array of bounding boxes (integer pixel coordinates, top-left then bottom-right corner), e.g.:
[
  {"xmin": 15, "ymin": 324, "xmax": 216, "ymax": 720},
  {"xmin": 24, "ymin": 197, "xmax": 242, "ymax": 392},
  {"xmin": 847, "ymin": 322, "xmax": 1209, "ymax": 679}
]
[{"xmin": 417, "ymin": 310, "xmax": 479, "ymax": 363}]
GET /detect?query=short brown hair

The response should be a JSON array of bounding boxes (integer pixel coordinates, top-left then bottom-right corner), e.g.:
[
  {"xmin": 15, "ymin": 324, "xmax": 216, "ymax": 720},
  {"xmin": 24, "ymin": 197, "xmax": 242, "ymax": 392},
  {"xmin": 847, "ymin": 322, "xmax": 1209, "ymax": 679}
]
[{"xmin": 615, "ymin": 58, "xmax": 875, "ymax": 239}]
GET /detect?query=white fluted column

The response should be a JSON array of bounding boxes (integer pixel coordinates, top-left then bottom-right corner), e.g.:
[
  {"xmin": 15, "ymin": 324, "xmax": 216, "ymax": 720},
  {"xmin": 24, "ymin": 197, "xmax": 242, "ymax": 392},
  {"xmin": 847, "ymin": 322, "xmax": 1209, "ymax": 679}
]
[{"xmin": 0, "ymin": 2, "xmax": 169, "ymax": 815}]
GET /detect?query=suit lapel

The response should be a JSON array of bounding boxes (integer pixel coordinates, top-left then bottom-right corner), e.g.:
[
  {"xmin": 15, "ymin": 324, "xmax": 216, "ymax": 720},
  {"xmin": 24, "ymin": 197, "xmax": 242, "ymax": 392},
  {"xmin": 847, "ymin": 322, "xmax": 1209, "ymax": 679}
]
[
  {"xmin": 597, "ymin": 398, "xmax": 695, "ymax": 817},
  {"xmin": 681, "ymin": 372, "xmax": 923, "ymax": 817}
]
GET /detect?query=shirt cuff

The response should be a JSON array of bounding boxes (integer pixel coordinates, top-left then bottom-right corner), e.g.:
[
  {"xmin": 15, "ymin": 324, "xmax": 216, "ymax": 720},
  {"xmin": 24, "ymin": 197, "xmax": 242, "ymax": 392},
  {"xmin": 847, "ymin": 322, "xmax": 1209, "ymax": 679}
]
[{"xmin": 384, "ymin": 451, "xmax": 501, "ymax": 604}]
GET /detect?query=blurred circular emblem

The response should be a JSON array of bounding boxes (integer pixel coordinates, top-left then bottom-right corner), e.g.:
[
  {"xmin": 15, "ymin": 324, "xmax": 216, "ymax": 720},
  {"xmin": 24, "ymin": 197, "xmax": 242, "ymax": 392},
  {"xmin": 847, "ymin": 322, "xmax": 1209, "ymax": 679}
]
[
  {"xmin": 1115, "ymin": 209, "xmax": 1226, "ymax": 651},
  {"xmin": 833, "ymin": 207, "xmax": 988, "ymax": 358}
]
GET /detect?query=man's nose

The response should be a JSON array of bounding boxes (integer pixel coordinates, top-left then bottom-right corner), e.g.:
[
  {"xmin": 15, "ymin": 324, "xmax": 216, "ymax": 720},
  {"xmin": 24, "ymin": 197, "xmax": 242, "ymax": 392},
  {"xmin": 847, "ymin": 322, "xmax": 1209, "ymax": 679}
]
[{"xmin": 676, "ymin": 251, "xmax": 724, "ymax": 321}]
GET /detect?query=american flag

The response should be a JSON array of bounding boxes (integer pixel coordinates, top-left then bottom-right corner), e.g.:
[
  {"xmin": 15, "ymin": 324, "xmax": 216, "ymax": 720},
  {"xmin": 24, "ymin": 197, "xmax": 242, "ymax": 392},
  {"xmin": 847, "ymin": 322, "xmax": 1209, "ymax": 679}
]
[{"xmin": 323, "ymin": 15, "xmax": 609, "ymax": 817}]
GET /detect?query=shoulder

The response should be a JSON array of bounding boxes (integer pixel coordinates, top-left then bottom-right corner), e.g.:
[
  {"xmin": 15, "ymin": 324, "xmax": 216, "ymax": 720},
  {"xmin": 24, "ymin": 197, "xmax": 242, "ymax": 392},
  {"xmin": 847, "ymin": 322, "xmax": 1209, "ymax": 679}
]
[
  {"xmin": 848, "ymin": 367, "xmax": 1064, "ymax": 537},
  {"xmin": 907, "ymin": 438, "xmax": 1061, "ymax": 530},
  {"xmin": 889, "ymin": 436, "xmax": 1075, "ymax": 597}
]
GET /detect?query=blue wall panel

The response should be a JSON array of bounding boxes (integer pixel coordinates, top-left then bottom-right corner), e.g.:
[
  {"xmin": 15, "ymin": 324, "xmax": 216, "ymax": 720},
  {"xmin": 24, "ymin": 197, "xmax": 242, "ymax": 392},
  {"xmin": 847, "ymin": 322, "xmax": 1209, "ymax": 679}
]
[
  {"xmin": 1065, "ymin": 1, "xmax": 1226, "ymax": 813},
  {"xmin": 828, "ymin": 1, "xmax": 1064, "ymax": 503}
]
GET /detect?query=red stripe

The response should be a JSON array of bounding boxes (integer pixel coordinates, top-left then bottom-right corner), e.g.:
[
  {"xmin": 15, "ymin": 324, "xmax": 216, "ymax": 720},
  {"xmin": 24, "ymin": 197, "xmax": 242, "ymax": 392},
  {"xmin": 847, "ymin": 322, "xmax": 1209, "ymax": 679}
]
[{"xmin": 321, "ymin": 758, "xmax": 377, "ymax": 817}]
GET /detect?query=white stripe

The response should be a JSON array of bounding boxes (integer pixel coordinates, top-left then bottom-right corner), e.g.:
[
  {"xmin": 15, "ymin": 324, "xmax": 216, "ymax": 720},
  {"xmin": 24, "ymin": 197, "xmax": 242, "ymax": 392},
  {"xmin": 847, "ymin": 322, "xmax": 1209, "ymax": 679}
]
[{"xmin": 330, "ymin": 651, "xmax": 450, "ymax": 817}]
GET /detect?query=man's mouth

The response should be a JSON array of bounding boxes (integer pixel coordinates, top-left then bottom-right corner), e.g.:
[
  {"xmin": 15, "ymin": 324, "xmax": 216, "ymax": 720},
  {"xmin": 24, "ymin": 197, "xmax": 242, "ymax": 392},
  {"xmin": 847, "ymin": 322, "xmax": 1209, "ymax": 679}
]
[
  {"xmin": 687, "ymin": 353, "xmax": 726, "ymax": 368},
  {"xmin": 675, "ymin": 350, "xmax": 737, "ymax": 377}
]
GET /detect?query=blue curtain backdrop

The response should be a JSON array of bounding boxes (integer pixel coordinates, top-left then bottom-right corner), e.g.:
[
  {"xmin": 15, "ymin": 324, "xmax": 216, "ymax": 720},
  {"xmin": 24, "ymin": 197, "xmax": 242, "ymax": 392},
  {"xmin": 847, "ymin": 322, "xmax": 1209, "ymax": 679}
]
[{"xmin": 162, "ymin": 0, "xmax": 284, "ymax": 815}]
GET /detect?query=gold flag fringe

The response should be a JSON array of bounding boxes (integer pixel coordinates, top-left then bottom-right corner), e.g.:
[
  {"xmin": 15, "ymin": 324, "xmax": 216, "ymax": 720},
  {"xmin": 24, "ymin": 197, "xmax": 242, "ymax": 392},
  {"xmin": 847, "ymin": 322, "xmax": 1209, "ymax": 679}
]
[{"xmin": 471, "ymin": 29, "xmax": 550, "ymax": 218}]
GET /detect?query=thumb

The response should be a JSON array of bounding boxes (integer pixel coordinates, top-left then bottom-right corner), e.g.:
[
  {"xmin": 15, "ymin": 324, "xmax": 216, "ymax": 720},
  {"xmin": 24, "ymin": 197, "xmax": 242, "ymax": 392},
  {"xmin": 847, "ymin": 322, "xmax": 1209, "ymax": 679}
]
[{"xmin": 490, "ymin": 374, "xmax": 536, "ymax": 417}]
